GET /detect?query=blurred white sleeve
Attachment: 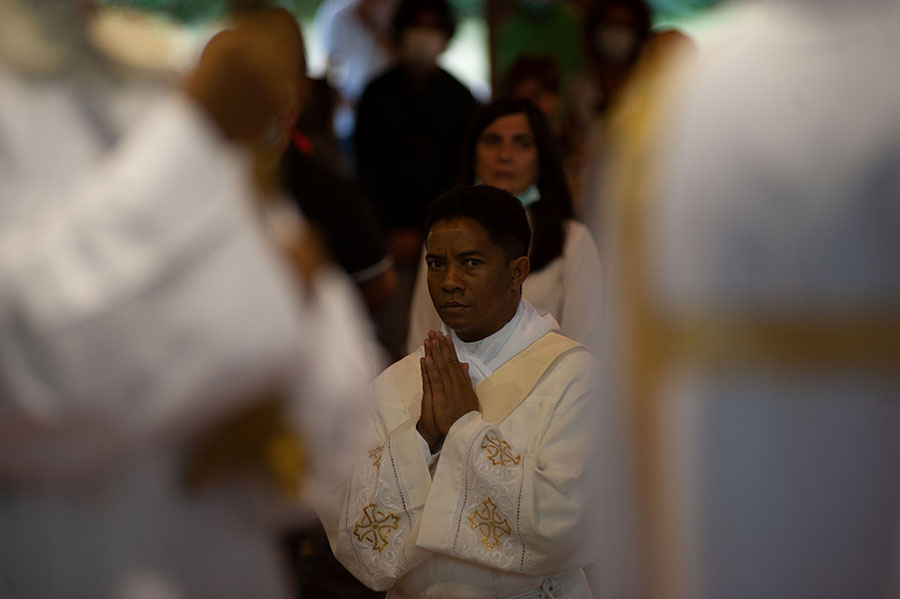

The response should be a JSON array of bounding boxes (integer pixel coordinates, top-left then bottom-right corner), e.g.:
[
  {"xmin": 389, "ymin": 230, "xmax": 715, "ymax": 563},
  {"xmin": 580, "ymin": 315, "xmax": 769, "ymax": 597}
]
[
  {"xmin": 0, "ymin": 88, "xmax": 304, "ymax": 484},
  {"xmin": 287, "ymin": 264, "xmax": 385, "ymax": 499}
]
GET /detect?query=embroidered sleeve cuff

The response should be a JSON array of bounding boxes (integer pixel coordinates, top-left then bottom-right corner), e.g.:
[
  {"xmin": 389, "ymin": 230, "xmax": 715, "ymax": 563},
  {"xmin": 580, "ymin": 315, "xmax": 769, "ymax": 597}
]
[
  {"xmin": 382, "ymin": 418, "xmax": 434, "ymax": 508},
  {"xmin": 415, "ymin": 411, "xmax": 489, "ymax": 551},
  {"xmin": 415, "ymin": 430, "xmax": 442, "ymax": 468}
]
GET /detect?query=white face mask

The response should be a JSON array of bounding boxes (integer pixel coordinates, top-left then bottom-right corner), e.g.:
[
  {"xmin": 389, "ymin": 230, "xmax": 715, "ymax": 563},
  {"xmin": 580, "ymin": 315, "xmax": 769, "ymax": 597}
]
[
  {"xmin": 402, "ymin": 27, "xmax": 446, "ymax": 67},
  {"xmin": 593, "ymin": 25, "xmax": 639, "ymax": 65}
]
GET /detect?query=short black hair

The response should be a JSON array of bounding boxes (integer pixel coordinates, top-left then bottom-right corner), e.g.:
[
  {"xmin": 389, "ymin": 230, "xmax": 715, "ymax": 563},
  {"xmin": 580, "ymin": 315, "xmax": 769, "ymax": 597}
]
[
  {"xmin": 425, "ymin": 185, "xmax": 531, "ymax": 262},
  {"xmin": 391, "ymin": 0, "xmax": 456, "ymax": 46}
]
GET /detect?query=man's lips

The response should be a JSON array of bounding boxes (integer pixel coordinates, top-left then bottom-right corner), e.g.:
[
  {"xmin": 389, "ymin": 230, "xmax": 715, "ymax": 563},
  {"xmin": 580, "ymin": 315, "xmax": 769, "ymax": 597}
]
[{"xmin": 441, "ymin": 301, "xmax": 469, "ymax": 309}]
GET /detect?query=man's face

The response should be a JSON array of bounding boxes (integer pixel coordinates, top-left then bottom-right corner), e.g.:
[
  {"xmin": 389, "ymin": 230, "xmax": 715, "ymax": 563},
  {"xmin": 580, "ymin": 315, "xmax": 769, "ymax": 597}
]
[{"xmin": 425, "ymin": 217, "xmax": 528, "ymax": 342}]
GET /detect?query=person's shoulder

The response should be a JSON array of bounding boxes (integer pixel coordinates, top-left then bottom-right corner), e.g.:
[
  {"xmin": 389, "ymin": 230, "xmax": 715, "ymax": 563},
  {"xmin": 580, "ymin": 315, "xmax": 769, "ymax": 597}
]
[
  {"xmin": 565, "ymin": 219, "xmax": 593, "ymax": 240},
  {"xmin": 515, "ymin": 332, "xmax": 597, "ymax": 399},
  {"xmin": 374, "ymin": 64, "xmax": 406, "ymax": 84},
  {"xmin": 359, "ymin": 64, "xmax": 404, "ymax": 97},
  {"xmin": 522, "ymin": 331, "xmax": 595, "ymax": 368},
  {"xmin": 542, "ymin": 330, "xmax": 592, "ymax": 354},
  {"xmin": 539, "ymin": 332, "xmax": 598, "ymax": 379},
  {"xmin": 564, "ymin": 219, "xmax": 600, "ymax": 253},
  {"xmin": 435, "ymin": 68, "xmax": 475, "ymax": 97}
]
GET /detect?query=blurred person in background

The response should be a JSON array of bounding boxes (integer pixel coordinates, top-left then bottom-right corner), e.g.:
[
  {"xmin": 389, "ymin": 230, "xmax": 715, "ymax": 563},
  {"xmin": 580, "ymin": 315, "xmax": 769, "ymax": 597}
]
[
  {"xmin": 355, "ymin": 0, "xmax": 478, "ymax": 359},
  {"xmin": 570, "ymin": 0, "xmax": 653, "ymax": 216},
  {"xmin": 0, "ymin": 3, "xmax": 377, "ymax": 598},
  {"xmin": 315, "ymin": 0, "xmax": 399, "ymax": 165},
  {"xmin": 281, "ymin": 117, "xmax": 398, "ymax": 317},
  {"xmin": 503, "ymin": 54, "xmax": 561, "ymax": 135},
  {"xmin": 496, "ymin": 0, "xmax": 584, "ymax": 87},
  {"xmin": 591, "ymin": 1, "xmax": 900, "ymax": 598},
  {"xmin": 290, "ymin": 76, "xmax": 347, "ymax": 172},
  {"xmin": 407, "ymin": 98, "xmax": 602, "ymax": 354},
  {"xmin": 503, "ymin": 55, "xmax": 563, "ymax": 137},
  {"xmin": 582, "ymin": 26, "xmax": 696, "ymax": 225},
  {"xmin": 577, "ymin": 0, "xmax": 652, "ymax": 120},
  {"xmin": 279, "ymin": 41, "xmax": 397, "ymax": 316},
  {"xmin": 502, "ymin": 54, "xmax": 592, "ymax": 204},
  {"xmin": 272, "ymin": 21, "xmax": 395, "ymax": 598}
]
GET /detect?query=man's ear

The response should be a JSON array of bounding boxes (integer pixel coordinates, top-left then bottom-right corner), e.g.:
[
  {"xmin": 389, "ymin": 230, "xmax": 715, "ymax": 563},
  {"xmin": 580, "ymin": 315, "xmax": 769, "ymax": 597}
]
[{"xmin": 509, "ymin": 256, "xmax": 530, "ymax": 289}]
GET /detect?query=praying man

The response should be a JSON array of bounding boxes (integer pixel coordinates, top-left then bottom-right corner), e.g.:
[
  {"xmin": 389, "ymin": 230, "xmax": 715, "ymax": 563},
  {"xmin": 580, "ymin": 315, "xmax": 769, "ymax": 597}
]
[{"xmin": 316, "ymin": 184, "xmax": 600, "ymax": 598}]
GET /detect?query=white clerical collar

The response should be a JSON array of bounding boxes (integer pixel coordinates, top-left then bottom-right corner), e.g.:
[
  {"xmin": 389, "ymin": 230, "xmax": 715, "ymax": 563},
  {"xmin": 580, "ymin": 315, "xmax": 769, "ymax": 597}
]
[{"xmin": 441, "ymin": 298, "xmax": 559, "ymax": 387}]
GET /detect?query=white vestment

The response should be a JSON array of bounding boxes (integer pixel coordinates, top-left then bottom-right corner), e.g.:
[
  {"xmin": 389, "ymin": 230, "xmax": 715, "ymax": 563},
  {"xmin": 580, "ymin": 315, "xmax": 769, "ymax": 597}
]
[
  {"xmin": 318, "ymin": 300, "xmax": 599, "ymax": 599},
  {"xmin": 0, "ymin": 12, "xmax": 377, "ymax": 597}
]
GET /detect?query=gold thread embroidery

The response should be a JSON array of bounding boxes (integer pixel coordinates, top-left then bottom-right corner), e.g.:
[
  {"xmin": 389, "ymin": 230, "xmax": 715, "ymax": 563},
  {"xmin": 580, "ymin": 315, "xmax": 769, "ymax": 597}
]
[
  {"xmin": 353, "ymin": 504, "xmax": 400, "ymax": 552},
  {"xmin": 468, "ymin": 498, "xmax": 512, "ymax": 550},
  {"xmin": 481, "ymin": 435, "xmax": 521, "ymax": 466},
  {"xmin": 368, "ymin": 446, "xmax": 383, "ymax": 468}
]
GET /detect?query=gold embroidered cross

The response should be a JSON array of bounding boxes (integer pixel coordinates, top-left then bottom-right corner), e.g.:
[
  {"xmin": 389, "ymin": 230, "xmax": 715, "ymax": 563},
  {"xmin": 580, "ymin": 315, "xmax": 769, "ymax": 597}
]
[
  {"xmin": 353, "ymin": 504, "xmax": 400, "ymax": 552},
  {"xmin": 468, "ymin": 498, "xmax": 512, "ymax": 550},
  {"xmin": 481, "ymin": 435, "xmax": 521, "ymax": 466},
  {"xmin": 368, "ymin": 446, "xmax": 383, "ymax": 468}
]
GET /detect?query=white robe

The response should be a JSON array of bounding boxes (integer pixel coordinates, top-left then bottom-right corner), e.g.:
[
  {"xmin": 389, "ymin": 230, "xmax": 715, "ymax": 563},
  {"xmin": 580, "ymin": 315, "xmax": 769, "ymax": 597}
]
[
  {"xmin": 592, "ymin": 3, "xmax": 900, "ymax": 597},
  {"xmin": 0, "ymin": 33, "xmax": 377, "ymax": 598},
  {"xmin": 407, "ymin": 219, "xmax": 602, "ymax": 354},
  {"xmin": 318, "ymin": 302, "xmax": 600, "ymax": 598}
]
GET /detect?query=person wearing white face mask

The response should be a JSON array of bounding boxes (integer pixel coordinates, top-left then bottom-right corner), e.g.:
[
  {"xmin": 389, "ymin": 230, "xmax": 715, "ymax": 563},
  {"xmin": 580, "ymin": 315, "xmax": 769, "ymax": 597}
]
[
  {"xmin": 407, "ymin": 98, "xmax": 602, "ymax": 355},
  {"xmin": 567, "ymin": 0, "xmax": 654, "ymax": 217},
  {"xmin": 581, "ymin": 0, "xmax": 652, "ymax": 117},
  {"xmin": 354, "ymin": 0, "xmax": 477, "ymax": 359}
]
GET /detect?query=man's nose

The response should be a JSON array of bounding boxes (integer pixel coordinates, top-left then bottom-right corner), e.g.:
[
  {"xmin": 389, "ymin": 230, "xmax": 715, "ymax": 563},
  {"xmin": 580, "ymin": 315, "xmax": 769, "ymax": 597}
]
[{"xmin": 441, "ymin": 264, "xmax": 464, "ymax": 292}]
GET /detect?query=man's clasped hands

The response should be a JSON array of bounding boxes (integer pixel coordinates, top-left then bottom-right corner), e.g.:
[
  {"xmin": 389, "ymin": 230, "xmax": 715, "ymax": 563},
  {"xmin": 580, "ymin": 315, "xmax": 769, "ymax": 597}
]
[{"xmin": 417, "ymin": 331, "xmax": 480, "ymax": 452}]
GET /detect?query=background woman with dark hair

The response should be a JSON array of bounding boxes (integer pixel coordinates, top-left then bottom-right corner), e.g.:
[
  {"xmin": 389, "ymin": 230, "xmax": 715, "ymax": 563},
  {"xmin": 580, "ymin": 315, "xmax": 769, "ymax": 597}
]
[{"xmin": 406, "ymin": 98, "xmax": 602, "ymax": 352}]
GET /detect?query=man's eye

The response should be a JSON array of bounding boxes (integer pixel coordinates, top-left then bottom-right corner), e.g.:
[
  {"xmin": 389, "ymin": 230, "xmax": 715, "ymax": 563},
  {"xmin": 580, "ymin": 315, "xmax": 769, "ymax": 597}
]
[
  {"xmin": 426, "ymin": 260, "xmax": 443, "ymax": 269},
  {"xmin": 464, "ymin": 258, "xmax": 481, "ymax": 267}
]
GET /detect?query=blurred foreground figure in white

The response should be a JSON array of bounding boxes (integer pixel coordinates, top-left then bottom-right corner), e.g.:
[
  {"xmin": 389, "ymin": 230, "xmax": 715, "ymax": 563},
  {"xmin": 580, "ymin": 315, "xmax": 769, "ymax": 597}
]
[
  {"xmin": 0, "ymin": 2, "xmax": 376, "ymax": 598},
  {"xmin": 593, "ymin": 1, "xmax": 900, "ymax": 598}
]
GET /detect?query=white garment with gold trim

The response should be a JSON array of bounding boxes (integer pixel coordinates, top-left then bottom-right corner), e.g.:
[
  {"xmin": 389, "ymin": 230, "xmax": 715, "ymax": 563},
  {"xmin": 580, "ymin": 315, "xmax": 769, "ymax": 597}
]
[{"xmin": 318, "ymin": 314, "xmax": 599, "ymax": 598}]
